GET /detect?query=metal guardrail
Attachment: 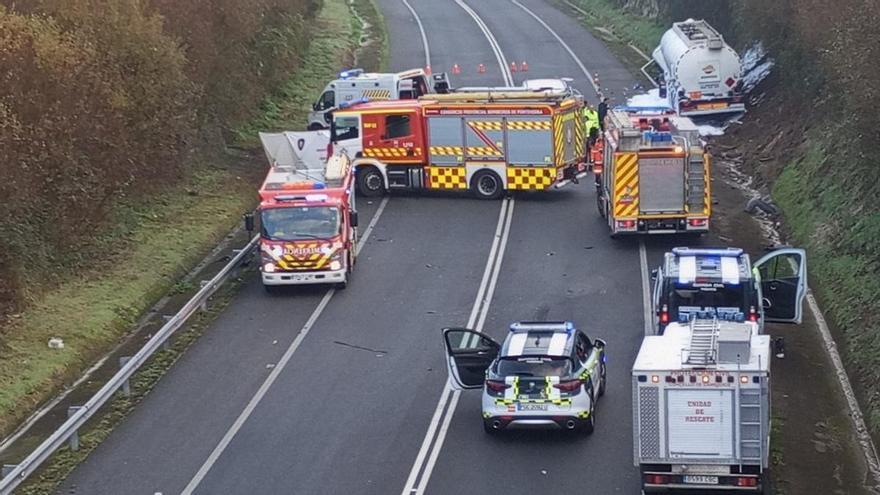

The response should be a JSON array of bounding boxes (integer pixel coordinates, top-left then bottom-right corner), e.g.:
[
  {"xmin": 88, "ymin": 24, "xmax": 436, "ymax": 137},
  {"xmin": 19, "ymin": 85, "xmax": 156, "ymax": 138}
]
[{"xmin": 0, "ymin": 235, "xmax": 259, "ymax": 494}]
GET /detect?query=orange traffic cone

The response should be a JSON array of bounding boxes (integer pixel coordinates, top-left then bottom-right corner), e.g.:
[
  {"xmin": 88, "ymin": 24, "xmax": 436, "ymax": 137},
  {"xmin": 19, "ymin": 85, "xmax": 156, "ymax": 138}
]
[
  {"xmin": 521, "ymin": 61, "xmax": 529, "ymax": 72},
  {"xmin": 425, "ymin": 65, "xmax": 432, "ymax": 75},
  {"xmin": 510, "ymin": 61, "xmax": 518, "ymax": 73},
  {"xmin": 452, "ymin": 63, "xmax": 461, "ymax": 75},
  {"xmin": 478, "ymin": 63, "xmax": 486, "ymax": 74}
]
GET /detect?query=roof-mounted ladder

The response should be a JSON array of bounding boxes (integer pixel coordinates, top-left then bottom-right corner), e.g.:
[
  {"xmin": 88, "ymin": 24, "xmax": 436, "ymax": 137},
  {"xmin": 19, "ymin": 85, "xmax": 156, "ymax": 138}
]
[{"xmin": 685, "ymin": 318, "xmax": 719, "ymax": 365}]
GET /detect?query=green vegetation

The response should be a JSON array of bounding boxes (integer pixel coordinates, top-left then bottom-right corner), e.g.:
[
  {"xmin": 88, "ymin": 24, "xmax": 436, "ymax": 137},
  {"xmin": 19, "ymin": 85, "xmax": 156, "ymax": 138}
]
[
  {"xmin": 563, "ymin": 0, "xmax": 665, "ymax": 53},
  {"xmin": 16, "ymin": 280, "xmax": 243, "ymax": 494}
]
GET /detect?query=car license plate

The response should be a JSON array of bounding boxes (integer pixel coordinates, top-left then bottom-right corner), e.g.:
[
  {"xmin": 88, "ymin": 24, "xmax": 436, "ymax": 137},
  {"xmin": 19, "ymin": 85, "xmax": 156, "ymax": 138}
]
[
  {"xmin": 517, "ymin": 403, "xmax": 548, "ymax": 411},
  {"xmin": 683, "ymin": 475, "xmax": 718, "ymax": 485}
]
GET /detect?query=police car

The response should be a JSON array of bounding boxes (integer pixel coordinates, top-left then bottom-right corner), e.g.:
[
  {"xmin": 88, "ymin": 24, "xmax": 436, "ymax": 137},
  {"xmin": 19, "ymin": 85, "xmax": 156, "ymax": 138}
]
[
  {"xmin": 442, "ymin": 322, "xmax": 607, "ymax": 434},
  {"xmin": 651, "ymin": 247, "xmax": 807, "ymax": 334}
]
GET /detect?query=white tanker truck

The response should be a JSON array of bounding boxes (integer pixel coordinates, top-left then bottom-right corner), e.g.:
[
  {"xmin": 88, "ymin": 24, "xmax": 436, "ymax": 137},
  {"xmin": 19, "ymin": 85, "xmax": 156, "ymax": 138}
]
[{"xmin": 646, "ymin": 19, "xmax": 745, "ymax": 117}]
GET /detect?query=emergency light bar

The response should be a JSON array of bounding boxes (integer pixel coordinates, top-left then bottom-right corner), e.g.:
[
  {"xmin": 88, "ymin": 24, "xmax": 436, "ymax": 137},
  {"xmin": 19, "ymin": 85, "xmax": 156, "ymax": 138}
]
[
  {"xmin": 305, "ymin": 194, "xmax": 329, "ymax": 202},
  {"xmin": 613, "ymin": 105, "xmax": 675, "ymax": 114},
  {"xmin": 339, "ymin": 68, "xmax": 364, "ymax": 79},
  {"xmin": 643, "ymin": 131, "xmax": 673, "ymax": 143},
  {"xmin": 672, "ymin": 247, "xmax": 743, "ymax": 257},
  {"xmin": 509, "ymin": 321, "xmax": 573, "ymax": 333}
]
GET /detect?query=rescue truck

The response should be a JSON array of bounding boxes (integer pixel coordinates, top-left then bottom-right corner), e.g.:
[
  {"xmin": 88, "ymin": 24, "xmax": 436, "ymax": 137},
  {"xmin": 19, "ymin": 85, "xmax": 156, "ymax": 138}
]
[
  {"xmin": 650, "ymin": 247, "xmax": 807, "ymax": 334},
  {"xmin": 593, "ymin": 109, "xmax": 711, "ymax": 236},
  {"xmin": 633, "ymin": 318, "xmax": 771, "ymax": 493},
  {"xmin": 308, "ymin": 68, "xmax": 450, "ymax": 130},
  {"xmin": 647, "ymin": 19, "xmax": 745, "ymax": 116},
  {"xmin": 330, "ymin": 88, "xmax": 588, "ymax": 199},
  {"xmin": 247, "ymin": 132, "xmax": 359, "ymax": 292}
]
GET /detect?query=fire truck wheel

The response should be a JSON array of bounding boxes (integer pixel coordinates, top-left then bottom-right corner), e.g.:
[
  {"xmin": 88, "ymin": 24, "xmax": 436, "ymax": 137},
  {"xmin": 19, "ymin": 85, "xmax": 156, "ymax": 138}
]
[
  {"xmin": 471, "ymin": 170, "xmax": 503, "ymax": 200},
  {"xmin": 357, "ymin": 166, "xmax": 385, "ymax": 197}
]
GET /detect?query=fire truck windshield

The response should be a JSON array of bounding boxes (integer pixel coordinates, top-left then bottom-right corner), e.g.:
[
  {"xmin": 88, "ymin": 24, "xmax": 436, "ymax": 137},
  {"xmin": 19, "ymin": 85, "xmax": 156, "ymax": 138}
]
[{"xmin": 261, "ymin": 206, "xmax": 340, "ymax": 241}]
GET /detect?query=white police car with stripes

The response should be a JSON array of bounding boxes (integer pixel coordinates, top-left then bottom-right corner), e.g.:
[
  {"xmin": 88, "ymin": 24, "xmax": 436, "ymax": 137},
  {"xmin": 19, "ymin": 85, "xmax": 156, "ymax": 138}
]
[{"xmin": 442, "ymin": 321, "xmax": 607, "ymax": 434}]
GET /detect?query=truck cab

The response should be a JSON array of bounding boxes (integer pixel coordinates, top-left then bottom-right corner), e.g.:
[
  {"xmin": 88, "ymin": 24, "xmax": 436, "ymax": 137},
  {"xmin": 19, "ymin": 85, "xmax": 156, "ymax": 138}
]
[{"xmin": 651, "ymin": 247, "xmax": 808, "ymax": 334}]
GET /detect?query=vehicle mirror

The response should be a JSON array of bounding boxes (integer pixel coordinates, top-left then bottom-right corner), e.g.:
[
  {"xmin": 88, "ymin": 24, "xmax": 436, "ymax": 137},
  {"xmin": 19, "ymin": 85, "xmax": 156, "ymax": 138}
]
[
  {"xmin": 350, "ymin": 210, "xmax": 359, "ymax": 228},
  {"xmin": 243, "ymin": 212, "xmax": 255, "ymax": 233},
  {"xmin": 651, "ymin": 268, "xmax": 658, "ymax": 280},
  {"xmin": 313, "ymin": 102, "xmax": 320, "ymax": 112},
  {"xmin": 762, "ymin": 297, "xmax": 772, "ymax": 309},
  {"xmin": 595, "ymin": 338, "xmax": 607, "ymax": 348}
]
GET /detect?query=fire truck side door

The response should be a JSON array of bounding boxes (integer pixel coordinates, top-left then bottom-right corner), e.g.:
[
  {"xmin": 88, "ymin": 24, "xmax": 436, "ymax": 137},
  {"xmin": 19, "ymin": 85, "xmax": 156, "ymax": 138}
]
[
  {"xmin": 753, "ymin": 248, "xmax": 807, "ymax": 324},
  {"xmin": 442, "ymin": 328, "xmax": 499, "ymax": 390}
]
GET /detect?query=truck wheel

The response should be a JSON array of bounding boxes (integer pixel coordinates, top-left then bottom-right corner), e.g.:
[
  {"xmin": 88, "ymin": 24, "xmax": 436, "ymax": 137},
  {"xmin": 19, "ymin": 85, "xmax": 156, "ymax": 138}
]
[
  {"xmin": 471, "ymin": 170, "xmax": 503, "ymax": 200},
  {"xmin": 307, "ymin": 123, "xmax": 325, "ymax": 131},
  {"xmin": 596, "ymin": 193, "xmax": 605, "ymax": 218},
  {"xmin": 357, "ymin": 166, "xmax": 384, "ymax": 197}
]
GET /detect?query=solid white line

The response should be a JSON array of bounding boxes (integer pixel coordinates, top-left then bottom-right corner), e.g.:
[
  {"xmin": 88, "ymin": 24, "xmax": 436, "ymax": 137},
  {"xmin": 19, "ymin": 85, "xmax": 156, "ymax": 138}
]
[
  {"xmin": 454, "ymin": 0, "xmax": 514, "ymax": 85},
  {"xmin": 400, "ymin": 0, "xmax": 431, "ymax": 67},
  {"xmin": 639, "ymin": 240, "xmax": 652, "ymax": 336},
  {"xmin": 414, "ymin": 199, "xmax": 516, "ymax": 495},
  {"xmin": 400, "ymin": 198, "xmax": 511, "ymax": 495},
  {"xmin": 807, "ymin": 291, "xmax": 880, "ymax": 486},
  {"xmin": 510, "ymin": 0, "xmax": 599, "ymax": 93},
  {"xmin": 181, "ymin": 198, "xmax": 389, "ymax": 495}
]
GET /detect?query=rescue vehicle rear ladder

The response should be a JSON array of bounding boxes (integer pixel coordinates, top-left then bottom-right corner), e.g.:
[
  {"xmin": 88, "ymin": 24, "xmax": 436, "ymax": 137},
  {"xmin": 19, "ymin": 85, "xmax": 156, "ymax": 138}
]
[{"xmin": 685, "ymin": 318, "xmax": 719, "ymax": 365}]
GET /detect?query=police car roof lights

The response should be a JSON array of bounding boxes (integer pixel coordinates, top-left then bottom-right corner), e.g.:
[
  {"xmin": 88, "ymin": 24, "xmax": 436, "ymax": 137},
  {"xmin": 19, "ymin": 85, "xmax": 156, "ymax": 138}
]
[
  {"xmin": 508, "ymin": 321, "xmax": 572, "ymax": 333},
  {"xmin": 672, "ymin": 247, "xmax": 743, "ymax": 257}
]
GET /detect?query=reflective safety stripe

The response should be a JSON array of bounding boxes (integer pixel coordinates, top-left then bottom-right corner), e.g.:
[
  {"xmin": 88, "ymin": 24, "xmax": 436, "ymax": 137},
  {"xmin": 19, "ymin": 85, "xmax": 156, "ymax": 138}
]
[
  {"xmin": 721, "ymin": 256, "xmax": 740, "ymax": 284},
  {"xmin": 678, "ymin": 256, "xmax": 697, "ymax": 284},
  {"xmin": 545, "ymin": 376, "xmax": 561, "ymax": 401}
]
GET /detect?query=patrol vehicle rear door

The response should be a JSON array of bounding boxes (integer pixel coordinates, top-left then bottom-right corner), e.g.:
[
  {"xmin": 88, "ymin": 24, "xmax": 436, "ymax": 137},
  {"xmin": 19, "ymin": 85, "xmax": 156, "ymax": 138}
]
[
  {"xmin": 442, "ymin": 328, "xmax": 500, "ymax": 390},
  {"xmin": 754, "ymin": 248, "xmax": 807, "ymax": 323}
]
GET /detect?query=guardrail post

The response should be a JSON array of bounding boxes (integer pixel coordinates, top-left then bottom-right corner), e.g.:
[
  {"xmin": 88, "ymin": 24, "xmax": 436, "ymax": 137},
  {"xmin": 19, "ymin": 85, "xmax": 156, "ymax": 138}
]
[
  {"xmin": 231, "ymin": 249, "xmax": 243, "ymax": 278},
  {"xmin": 1, "ymin": 464, "xmax": 17, "ymax": 479},
  {"xmin": 200, "ymin": 280, "xmax": 210, "ymax": 312},
  {"xmin": 119, "ymin": 357, "xmax": 132, "ymax": 396},
  {"xmin": 67, "ymin": 406, "xmax": 83, "ymax": 451}
]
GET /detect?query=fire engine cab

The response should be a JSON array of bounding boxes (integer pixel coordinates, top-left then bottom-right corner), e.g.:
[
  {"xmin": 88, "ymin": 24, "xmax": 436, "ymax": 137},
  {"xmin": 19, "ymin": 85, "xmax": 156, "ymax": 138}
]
[
  {"xmin": 329, "ymin": 88, "xmax": 588, "ymax": 199},
  {"xmin": 249, "ymin": 133, "xmax": 358, "ymax": 292},
  {"xmin": 594, "ymin": 109, "xmax": 711, "ymax": 236}
]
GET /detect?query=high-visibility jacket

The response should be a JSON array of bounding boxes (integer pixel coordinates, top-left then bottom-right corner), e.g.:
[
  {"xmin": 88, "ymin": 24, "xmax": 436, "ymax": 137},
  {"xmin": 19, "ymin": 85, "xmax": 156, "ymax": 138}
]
[{"xmin": 583, "ymin": 107, "xmax": 599, "ymax": 134}]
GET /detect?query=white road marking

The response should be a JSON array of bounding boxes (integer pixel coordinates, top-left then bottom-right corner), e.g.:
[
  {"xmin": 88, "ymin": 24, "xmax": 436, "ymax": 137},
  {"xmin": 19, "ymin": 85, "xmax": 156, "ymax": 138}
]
[
  {"xmin": 509, "ymin": 0, "xmax": 599, "ymax": 93},
  {"xmin": 401, "ymin": 198, "xmax": 514, "ymax": 495},
  {"xmin": 454, "ymin": 0, "xmax": 515, "ymax": 85},
  {"xmin": 401, "ymin": 0, "xmax": 431, "ymax": 68},
  {"xmin": 181, "ymin": 197, "xmax": 389, "ymax": 494}
]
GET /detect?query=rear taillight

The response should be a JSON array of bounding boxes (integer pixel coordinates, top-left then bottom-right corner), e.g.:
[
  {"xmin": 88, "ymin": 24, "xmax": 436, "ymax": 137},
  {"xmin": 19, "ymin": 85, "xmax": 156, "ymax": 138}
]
[
  {"xmin": 748, "ymin": 305, "xmax": 758, "ymax": 322},
  {"xmin": 486, "ymin": 380, "xmax": 510, "ymax": 396},
  {"xmin": 553, "ymin": 379, "xmax": 582, "ymax": 393},
  {"xmin": 645, "ymin": 474, "xmax": 670, "ymax": 485},
  {"xmin": 688, "ymin": 217, "xmax": 707, "ymax": 227},
  {"xmin": 659, "ymin": 304, "xmax": 669, "ymax": 325},
  {"xmin": 616, "ymin": 219, "xmax": 636, "ymax": 229},
  {"xmin": 736, "ymin": 477, "xmax": 758, "ymax": 487}
]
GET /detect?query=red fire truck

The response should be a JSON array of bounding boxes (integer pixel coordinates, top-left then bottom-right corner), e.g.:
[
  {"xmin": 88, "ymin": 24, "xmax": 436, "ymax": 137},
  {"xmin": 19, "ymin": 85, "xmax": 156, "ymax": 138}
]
[
  {"xmin": 247, "ymin": 135, "xmax": 358, "ymax": 292},
  {"xmin": 329, "ymin": 89, "xmax": 588, "ymax": 199}
]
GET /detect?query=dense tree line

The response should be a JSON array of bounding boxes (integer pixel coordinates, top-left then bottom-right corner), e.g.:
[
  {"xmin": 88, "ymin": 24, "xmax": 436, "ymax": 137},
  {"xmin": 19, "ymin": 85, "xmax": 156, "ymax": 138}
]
[{"xmin": 0, "ymin": 0, "xmax": 320, "ymax": 310}]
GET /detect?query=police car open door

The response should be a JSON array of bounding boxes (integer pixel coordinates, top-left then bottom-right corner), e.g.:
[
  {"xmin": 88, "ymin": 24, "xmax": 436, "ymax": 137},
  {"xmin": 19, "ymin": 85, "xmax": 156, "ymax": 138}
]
[
  {"xmin": 754, "ymin": 248, "xmax": 807, "ymax": 324},
  {"xmin": 442, "ymin": 328, "xmax": 499, "ymax": 390}
]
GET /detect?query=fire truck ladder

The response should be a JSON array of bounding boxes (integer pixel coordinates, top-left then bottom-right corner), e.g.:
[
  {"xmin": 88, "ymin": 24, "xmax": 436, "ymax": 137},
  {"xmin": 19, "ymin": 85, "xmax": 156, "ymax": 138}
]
[{"xmin": 685, "ymin": 318, "xmax": 718, "ymax": 365}]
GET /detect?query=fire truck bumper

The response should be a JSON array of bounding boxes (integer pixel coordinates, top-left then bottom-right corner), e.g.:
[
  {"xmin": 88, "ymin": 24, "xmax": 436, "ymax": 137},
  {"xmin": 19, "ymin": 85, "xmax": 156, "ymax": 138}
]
[
  {"xmin": 262, "ymin": 268, "xmax": 347, "ymax": 286},
  {"xmin": 613, "ymin": 217, "xmax": 709, "ymax": 235}
]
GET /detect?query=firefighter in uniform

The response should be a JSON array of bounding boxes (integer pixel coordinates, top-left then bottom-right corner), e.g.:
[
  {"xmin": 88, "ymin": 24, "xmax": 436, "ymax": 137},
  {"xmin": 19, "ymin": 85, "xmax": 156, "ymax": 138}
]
[{"xmin": 583, "ymin": 103, "xmax": 601, "ymax": 186}]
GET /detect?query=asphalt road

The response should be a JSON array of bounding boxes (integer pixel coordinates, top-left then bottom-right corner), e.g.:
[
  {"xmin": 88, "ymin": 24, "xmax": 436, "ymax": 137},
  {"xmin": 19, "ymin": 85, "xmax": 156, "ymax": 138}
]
[{"xmin": 60, "ymin": 1, "xmax": 722, "ymax": 494}]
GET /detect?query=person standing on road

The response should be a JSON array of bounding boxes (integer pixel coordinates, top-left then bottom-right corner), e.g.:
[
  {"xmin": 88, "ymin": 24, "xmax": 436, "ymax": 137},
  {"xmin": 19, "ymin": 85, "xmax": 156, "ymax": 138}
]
[{"xmin": 597, "ymin": 97, "xmax": 609, "ymax": 131}]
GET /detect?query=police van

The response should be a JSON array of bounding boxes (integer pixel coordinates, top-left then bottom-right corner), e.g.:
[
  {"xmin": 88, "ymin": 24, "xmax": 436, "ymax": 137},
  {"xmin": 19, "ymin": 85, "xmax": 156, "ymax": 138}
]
[
  {"xmin": 650, "ymin": 247, "xmax": 807, "ymax": 334},
  {"xmin": 307, "ymin": 68, "xmax": 450, "ymax": 130}
]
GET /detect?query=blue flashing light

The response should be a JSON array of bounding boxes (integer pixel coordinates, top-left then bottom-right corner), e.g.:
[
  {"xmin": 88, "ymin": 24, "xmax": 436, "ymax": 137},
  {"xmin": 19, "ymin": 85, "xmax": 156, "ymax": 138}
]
[
  {"xmin": 565, "ymin": 321, "xmax": 574, "ymax": 332},
  {"xmin": 672, "ymin": 247, "xmax": 743, "ymax": 258},
  {"xmin": 337, "ymin": 96, "xmax": 369, "ymax": 110},
  {"xmin": 339, "ymin": 68, "xmax": 364, "ymax": 79},
  {"xmin": 313, "ymin": 182, "xmax": 326, "ymax": 189},
  {"xmin": 643, "ymin": 131, "xmax": 673, "ymax": 143}
]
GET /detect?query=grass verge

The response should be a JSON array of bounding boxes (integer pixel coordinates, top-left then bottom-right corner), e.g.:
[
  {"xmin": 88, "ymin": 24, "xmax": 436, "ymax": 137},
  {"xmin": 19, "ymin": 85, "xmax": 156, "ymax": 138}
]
[
  {"xmin": 773, "ymin": 138, "xmax": 880, "ymax": 437},
  {"xmin": 0, "ymin": 162, "xmax": 259, "ymax": 437},
  {"xmin": 16, "ymin": 279, "xmax": 245, "ymax": 494},
  {"xmin": 2, "ymin": 0, "xmax": 386, "ymax": 490}
]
